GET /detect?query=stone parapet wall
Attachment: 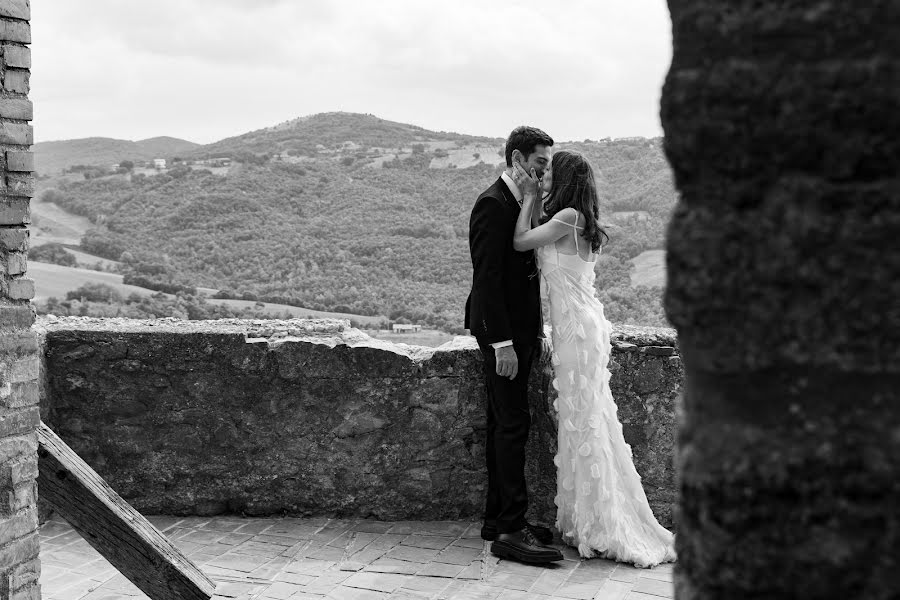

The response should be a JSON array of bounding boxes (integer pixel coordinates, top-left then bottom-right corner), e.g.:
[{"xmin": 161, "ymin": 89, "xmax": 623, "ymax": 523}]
[
  {"xmin": 0, "ymin": 1, "xmax": 38, "ymax": 598},
  {"xmin": 37, "ymin": 317, "xmax": 682, "ymax": 529}
]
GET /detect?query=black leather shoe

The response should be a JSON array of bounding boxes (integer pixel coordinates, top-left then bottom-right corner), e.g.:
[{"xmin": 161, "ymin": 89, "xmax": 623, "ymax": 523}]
[
  {"xmin": 481, "ymin": 520, "xmax": 554, "ymax": 545},
  {"xmin": 490, "ymin": 528, "xmax": 563, "ymax": 564}
]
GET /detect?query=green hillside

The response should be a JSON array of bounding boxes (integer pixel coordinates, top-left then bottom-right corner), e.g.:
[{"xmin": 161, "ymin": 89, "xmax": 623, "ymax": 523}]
[
  {"xmin": 41, "ymin": 113, "xmax": 674, "ymax": 330},
  {"xmin": 35, "ymin": 136, "xmax": 200, "ymax": 175},
  {"xmin": 194, "ymin": 112, "xmax": 500, "ymax": 158}
]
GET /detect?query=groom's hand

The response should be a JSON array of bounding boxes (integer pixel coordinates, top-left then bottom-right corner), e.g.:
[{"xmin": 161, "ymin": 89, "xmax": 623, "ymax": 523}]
[{"xmin": 495, "ymin": 346, "xmax": 519, "ymax": 380}]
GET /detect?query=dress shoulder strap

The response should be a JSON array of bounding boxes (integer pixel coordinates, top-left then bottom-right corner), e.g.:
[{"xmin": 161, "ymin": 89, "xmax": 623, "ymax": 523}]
[
  {"xmin": 550, "ymin": 213, "xmax": 584, "ymax": 254},
  {"xmin": 549, "ymin": 217, "xmax": 585, "ymax": 229}
]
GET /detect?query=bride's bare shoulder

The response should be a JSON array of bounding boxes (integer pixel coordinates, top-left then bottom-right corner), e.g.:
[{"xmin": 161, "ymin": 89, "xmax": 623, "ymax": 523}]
[{"xmin": 553, "ymin": 207, "xmax": 583, "ymax": 226}]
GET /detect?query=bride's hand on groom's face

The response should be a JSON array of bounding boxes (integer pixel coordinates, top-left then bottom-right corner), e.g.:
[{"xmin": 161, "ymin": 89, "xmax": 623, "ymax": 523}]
[{"xmin": 512, "ymin": 162, "xmax": 540, "ymax": 198}]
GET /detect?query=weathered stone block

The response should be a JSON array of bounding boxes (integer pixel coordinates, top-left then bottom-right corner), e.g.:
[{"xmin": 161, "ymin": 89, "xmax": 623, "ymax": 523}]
[
  {"xmin": 0, "ymin": 329, "xmax": 36, "ymax": 355},
  {"xmin": 1, "ymin": 380, "xmax": 38, "ymax": 410},
  {"xmin": 10, "ymin": 481, "xmax": 34, "ymax": 512},
  {"xmin": 2, "ymin": 68, "xmax": 27, "ymax": 94},
  {"xmin": 3, "ymin": 277, "xmax": 33, "ymax": 300},
  {"xmin": 0, "ymin": 198, "xmax": 28, "ymax": 225},
  {"xmin": 0, "ymin": 406, "xmax": 38, "ymax": 437},
  {"xmin": 8, "ymin": 455, "xmax": 35, "ymax": 486},
  {"xmin": 0, "ymin": 302, "xmax": 33, "ymax": 328},
  {"xmin": 7, "ymin": 556, "xmax": 39, "ymax": 590},
  {"xmin": 5, "ymin": 251, "xmax": 25, "ymax": 275},
  {"xmin": 10, "ymin": 584, "xmax": 40, "ymax": 600},
  {"xmin": 0, "ymin": 507, "xmax": 36, "ymax": 546},
  {"xmin": 5, "ymin": 173, "xmax": 33, "ymax": 197},
  {"xmin": 4, "ymin": 151, "xmax": 31, "ymax": 172},
  {"xmin": 0, "ymin": 228, "xmax": 26, "ymax": 251},
  {"xmin": 0, "ymin": 432, "xmax": 34, "ymax": 456},
  {"xmin": 2, "ymin": 44, "xmax": 28, "ymax": 68},
  {"xmin": 0, "ymin": 98, "xmax": 31, "ymax": 120},
  {"xmin": 0, "ymin": 529, "xmax": 36, "ymax": 567},
  {"xmin": 0, "ymin": 1, "xmax": 29, "ymax": 20},
  {"xmin": 0, "ymin": 123, "xmax": 31, "ymax": 145},
  {"xmin": 0, "ymin": 20, "xmax": 29, "ymax": 44}
]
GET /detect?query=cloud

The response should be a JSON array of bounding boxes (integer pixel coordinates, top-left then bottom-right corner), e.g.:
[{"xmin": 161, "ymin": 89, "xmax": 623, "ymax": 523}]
[{"xmin": 31, "ymin": 0, "xmax": 672, "ymax": 143}]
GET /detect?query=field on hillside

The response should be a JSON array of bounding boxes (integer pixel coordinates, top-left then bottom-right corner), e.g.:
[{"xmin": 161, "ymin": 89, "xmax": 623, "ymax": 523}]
[
  {"xmin": 29, "ymin": 261, "xmax": 387, "ymax": 324},
  {"xmin": 30, "ymin": 201, "xmax": 93, "ymax": 247},
  {"xmin": 630, "ymin": 250, "xmax": 666, "ymax": 288},
  {"xmin": 30, "ymin": 262, "xmax": 158, "ymax": 301},
  {"xmin": 34, "ymin": 112, "xmax": 674, "ymax": 329},
  {"xmin": 211, "ymin": 298, "xmax": 386, "ymax": 324},
  {"xmin": 59, "ymin": 248, "xmax": 120, "ymax": 269}
]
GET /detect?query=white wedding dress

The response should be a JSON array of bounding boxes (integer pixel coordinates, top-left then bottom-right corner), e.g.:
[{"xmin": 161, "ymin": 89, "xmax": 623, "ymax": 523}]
[{"xmin": 537, "ymin": 224, "xmax": 676, "ymax": 568}]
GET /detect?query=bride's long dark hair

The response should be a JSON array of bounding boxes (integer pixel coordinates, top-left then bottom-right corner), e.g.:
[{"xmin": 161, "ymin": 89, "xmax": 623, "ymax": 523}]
[{"xmin": 540, "ymin": 150, "xmax": 609, "ymax": 253}]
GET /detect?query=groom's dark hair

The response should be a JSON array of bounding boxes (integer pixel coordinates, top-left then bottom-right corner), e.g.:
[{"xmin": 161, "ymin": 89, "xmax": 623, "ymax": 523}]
[{"xmin": 505, "ymin": 126, "xmax": 554, "ymax": 167}]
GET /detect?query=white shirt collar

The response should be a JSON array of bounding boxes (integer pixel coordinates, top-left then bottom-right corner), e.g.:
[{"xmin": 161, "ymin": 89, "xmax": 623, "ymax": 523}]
[{"xmin": 500, "ymin": 171, "xmax": 523, "ymax": 204}]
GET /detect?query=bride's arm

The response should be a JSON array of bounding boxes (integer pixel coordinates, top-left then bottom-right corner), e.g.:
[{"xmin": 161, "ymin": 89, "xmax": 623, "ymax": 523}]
[
  {"xmin": 531, "ymin": 192, "xmax": 544, "ymax": 228},
  {"xmin": 513, "ymin": 194, "xmax": 568, "ymax": 251},
  {"xmin": 512, "ymin": 165, "xmax": 569, "ymax": 251}
]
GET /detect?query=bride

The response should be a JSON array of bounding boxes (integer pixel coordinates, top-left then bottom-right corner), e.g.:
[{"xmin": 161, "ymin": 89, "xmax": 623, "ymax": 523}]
[{"xmin": 511, "ymin": 150, "xmax": 675, "ymax": 568}]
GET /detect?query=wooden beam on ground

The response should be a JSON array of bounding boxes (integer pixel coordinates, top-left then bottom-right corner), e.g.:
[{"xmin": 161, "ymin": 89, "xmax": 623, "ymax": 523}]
[{"xmin": 37, "ymin": 421, "xmax": 215, "ymax": 600}]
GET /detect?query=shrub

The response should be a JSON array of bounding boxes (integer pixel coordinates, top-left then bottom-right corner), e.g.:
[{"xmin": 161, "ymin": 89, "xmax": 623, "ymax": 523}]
[
  {"xmin": 65, "ymin": 282, "xmax": 123, "ymax": 303},
  {"xmin": 28, "ymin": 243, "xmax": 76, "ymax": 267}
]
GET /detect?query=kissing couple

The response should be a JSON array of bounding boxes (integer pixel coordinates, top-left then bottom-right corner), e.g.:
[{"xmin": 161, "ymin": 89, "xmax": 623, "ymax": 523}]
[{"xmin": 465, "ymin": 126, "xmax": 676, "ymax": 567}]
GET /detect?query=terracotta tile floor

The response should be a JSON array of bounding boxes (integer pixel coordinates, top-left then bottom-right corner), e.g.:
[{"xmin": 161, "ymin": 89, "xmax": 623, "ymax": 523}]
[{"xmin": 38, "ymin": 516, "xmax": 673, "ymax": 600}]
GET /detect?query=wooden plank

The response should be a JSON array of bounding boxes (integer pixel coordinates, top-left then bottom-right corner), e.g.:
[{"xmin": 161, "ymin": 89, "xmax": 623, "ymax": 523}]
[{"xmin": 37, "ymin": 421, "xmax": 215, "ymax": 600}]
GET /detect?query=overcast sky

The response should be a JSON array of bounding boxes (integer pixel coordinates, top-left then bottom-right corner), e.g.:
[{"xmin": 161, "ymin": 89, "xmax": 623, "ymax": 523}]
[{"xmin": 32, "ymin": 1, "xmax": 672, "ymax": 145}]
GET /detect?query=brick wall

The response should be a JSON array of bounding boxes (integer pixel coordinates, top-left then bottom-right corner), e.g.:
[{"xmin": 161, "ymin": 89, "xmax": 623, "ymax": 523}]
[{"xmin": 0, "ymin": 1, "xmax": 38, "ymax": 599}]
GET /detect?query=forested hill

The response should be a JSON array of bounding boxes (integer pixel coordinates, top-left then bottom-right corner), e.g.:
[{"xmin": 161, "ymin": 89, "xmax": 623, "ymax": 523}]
[
  {"xmin": 193, "ymin": 112, "xmax": 502, "ymax": 158},
  {"xmin": 40, "ymin": 113, "xmax": 676, "ymax": 330}
]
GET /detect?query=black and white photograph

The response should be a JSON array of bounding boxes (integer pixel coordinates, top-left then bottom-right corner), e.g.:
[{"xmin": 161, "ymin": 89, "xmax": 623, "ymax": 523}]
[{"xmin": 1, "ymin": 1, "xmax": 897, "ymax": 599}]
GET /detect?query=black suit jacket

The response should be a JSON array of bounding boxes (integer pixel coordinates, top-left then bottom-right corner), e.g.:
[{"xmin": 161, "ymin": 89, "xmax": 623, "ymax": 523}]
[{"xmin": 464, "ymin": 177, "xmax": 542, "ymax": 345}]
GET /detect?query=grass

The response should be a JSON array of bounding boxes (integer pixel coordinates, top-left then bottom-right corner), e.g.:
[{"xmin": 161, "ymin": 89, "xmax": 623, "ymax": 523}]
[
  {"xmin": 29, "ymin": 202, "xmax": 93, "ymax": 247},
  {"xmin": 630, "ymin": 249, "xmax": 666, "ymax": 288},
  {"xmin": 29, "ymin": 262, "xmax": 158, "ymax": 301},
  {"xmin": 28, "ymin": 261, "xmax": 389, "ymax": 326},
  {"xmin": 210, "ymin": 298, "xmax": 387, "ymax": 325}
]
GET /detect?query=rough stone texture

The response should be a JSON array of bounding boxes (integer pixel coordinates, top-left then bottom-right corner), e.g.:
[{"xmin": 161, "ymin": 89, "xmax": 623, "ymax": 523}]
[
  {"xmin": 2, "ymin": 44, "xmax": 29, "ymax": 69},
  {"xmin": 661, "ymin": 1, "xmax": 900, "ymax": 599},
  {"xmin": 0, "ymin": 9, "xmax": 38, "ymax": 596},
  {"xmin": 0, "ymin": 97, "xmax": 30, "ymax": 120},
  {"xmin": 0, "ymin": 198, "xmax": 29, "ymax": 225},
  {"xmin": 38, "ymin": 317, "xmax": 681, "ymax": 529},
  {"xmin": 5, "ymin": 172, "xmax": 32, "ymax": 197},
  {"xmin": 0, "ymin": 1, "xmax": 30, "ymax": 22},
  {"xmin": 0, "ymin": 20, "xmax": 29, "ymax": 45},
  {"xmin": 4, "ymin": 150, "xmax": 31, "ymax": 171},
  {"xmin": 0, "ymin": 122, "xmax": 30, "ymax": 145}
]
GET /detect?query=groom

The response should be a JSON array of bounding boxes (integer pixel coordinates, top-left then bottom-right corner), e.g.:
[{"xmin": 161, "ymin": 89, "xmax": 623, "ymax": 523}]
[{"xmin": 465, "ymin": 126, "xmax": 562, "ymax": 564}]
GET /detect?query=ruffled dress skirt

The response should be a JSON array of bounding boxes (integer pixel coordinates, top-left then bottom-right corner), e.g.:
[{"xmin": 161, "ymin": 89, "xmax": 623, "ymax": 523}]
[{"xmin": 538, "ymin": 245, "xmax": 675, "ymax": 568}]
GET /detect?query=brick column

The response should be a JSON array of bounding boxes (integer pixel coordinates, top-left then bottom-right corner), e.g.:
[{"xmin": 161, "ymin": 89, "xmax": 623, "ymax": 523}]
[
  {"xmin": 661, "ymin": 2, "xmax": 899, "ymax": 599},
  {"xmin": 0, "ymin": 1, "xmax": 39, "ymax": 599}
]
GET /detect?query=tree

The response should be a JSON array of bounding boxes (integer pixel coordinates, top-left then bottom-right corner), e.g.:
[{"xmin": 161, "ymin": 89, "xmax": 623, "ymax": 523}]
[
  {"xmin": 39, "ymin": 188, "xmax": 65, "ymax": 204},
  {"xmin": 65, "ymin": 282, "xmax": 123, "ymax": 303},
  {"xmin": 29, "ymin": 243, "xmax": 76, "ymax": 267}
]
